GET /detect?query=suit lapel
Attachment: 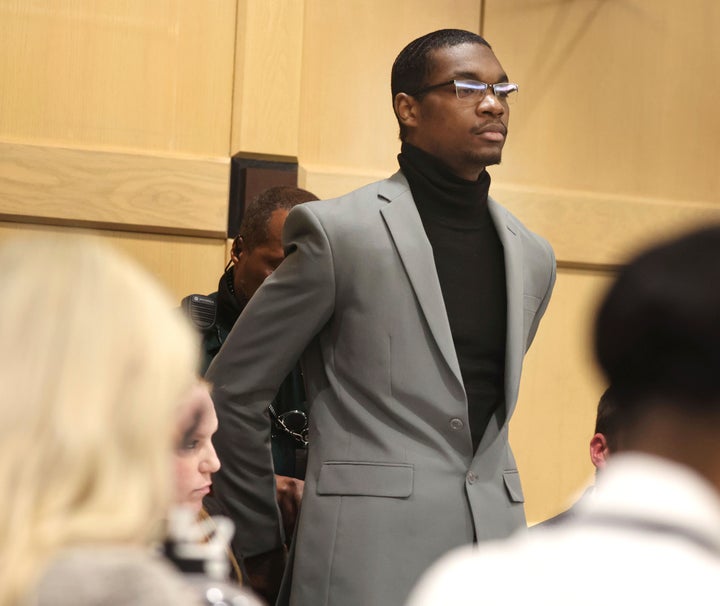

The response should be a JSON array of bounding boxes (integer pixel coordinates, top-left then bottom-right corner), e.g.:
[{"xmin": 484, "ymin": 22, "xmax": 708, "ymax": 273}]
[
  {"xmin": 376, "ymin": 177, "xmax": 527, "ymax": 414},
  {"xmin": 379, "ymin": 174, "xmax": 464, "ymax": 390},
  {"xmin": 488, "ymin": 198, "xmax": 524, "ymax": 421}
]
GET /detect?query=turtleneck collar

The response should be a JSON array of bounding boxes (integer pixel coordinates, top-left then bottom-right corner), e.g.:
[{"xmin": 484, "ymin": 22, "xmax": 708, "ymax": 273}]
[{"xmin": 398, "ymin": 142, "xmax": 491, "ymax": 228}]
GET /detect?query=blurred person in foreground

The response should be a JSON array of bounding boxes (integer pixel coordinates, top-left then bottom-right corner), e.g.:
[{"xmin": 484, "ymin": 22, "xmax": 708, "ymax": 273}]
[
  {"xmin": 0, "ymin": 235, "xmax": 261, "ymax": 606},
  {"xmin": 406, "ymin": 226, "xmax": 720, "ymax": 606}
]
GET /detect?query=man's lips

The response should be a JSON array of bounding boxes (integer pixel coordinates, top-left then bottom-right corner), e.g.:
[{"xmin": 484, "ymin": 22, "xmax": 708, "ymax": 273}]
[{"xmin": 473, "ymin": 124, "xmax": 507, "ymax": 142}]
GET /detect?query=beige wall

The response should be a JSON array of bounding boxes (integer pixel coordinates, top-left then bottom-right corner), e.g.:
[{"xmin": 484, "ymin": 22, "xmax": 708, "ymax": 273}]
[
  {"xmin": 0, "ymin": 221, "xmax": 221, "ymax": 301},
  {"xmin": 0, "ymin": 0, "xmax": 237, "ymax": 301},
  {"xmin": 298, "ymin": 0, "xmax": 482, "ymax": 192},
  {"xmin": 484, "ymin": 0, "xmax": 720, "ymax": 523},
  {"xmin": 2, "ymin": 0, "xmax": 719, "ymax": 524}
]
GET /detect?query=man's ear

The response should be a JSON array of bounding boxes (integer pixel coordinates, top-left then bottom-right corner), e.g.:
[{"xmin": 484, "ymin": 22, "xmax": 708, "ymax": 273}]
[
  {"xmin": 230, "ymin": 236, "xmax": 244, "ymax": 265},
  {"xmin": 394, "ymin": 92, "xmax": 420, "ymax": 130},
  {"xmin": 589, "ymin": 433, "xmax": 610, "ymax": 470}
]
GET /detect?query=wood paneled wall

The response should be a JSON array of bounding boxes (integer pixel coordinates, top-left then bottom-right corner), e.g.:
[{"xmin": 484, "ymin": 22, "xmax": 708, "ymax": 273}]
[
  {"xmin": 0, "ymin": 221, "xmax": 222, "ymax": 300},
  {"xmin": 298, "ymin": 0, "xmax": 482, "ymax": 184},
  {"xmin": 0, "ymin": 2, "xmax": 236, "ymax": 154},
  {"xmin": 484, "ymin": 0, "xmax": 720, "ymax": 523},
  {"xmin": 2, "ymin": 0, "xmax": 719, "ymax": 524},
  {"xmin": 0, "ymin": 0, "xmax": 237, "ymax": 299}
]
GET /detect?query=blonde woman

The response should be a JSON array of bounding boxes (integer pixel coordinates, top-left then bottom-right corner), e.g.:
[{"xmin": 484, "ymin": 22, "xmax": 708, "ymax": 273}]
[{"xmin": 0, "ymin": 235, "xmax": 260, "ymax": 606}]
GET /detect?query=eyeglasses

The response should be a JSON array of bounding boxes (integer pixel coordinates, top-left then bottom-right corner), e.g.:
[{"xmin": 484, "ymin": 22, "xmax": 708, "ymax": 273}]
[
  {"xmin": 410, "ymin": 79, "xmax": 518, "ymax": 105},
  {"xmin": 269, "ymin": 405, "xmax": 308, "ymax": 446}
]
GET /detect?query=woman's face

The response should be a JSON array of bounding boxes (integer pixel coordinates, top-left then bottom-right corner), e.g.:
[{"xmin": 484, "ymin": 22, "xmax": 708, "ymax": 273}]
[{"xmin": 174, "ymin": 383, "xmax": 221, "ymax": 513}]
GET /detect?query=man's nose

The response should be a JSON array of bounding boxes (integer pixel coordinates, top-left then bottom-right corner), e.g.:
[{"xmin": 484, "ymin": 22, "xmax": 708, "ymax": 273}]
[{"xmin": 477, "ymin": 91, "xmax": 505, "ymax": 116}]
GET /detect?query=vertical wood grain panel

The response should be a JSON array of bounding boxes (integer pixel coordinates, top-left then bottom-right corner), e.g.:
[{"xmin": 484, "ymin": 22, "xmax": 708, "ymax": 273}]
[
  {"xmin": 0, "ymin": 0, "xmax": 236, "ymax": 155},
  {"xmin": 511, "ymin": 267, "xmax": 615, "ymax": 525},
  {"xmin": 484, "ymin": 0, "xmax": 720, "ymax": 205},
  {"xmin": 299, "ymin": 0, "xmax": 483, "ymax": 173},
  {"xmin": 483, "ymin": 0, "xmax": 720, "ymax": 523},
  {"xmin": 232, "ymin": 0, "xmax": 305, "ymax": 157}
]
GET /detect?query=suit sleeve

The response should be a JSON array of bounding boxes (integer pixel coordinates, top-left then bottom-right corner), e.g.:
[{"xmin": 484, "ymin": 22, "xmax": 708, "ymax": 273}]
[
  {"xmin": 205, "ymin": 204, "xmax": 335, "ymax": 557},
  {"xmin": 525, "ymin": 237, "xmax": 556, "ymax": 350}
]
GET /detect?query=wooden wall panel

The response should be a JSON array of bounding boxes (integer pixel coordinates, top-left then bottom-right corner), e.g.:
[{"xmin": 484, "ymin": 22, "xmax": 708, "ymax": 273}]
[
  {"xmin": 298, "ymin": 164, "xmax": 387, "ymax": 201},
  {"xmin": 0, "ymin": 0, "xmax": 236, "ymax": 155},
  {"xmin": 299, "ymin": 1, "xmax": 720, "ymax": 263},
  {"xmin": 299, "ymin": 0, "xmax": 483, "ymax": 175},
  {"xmin": 232, "ymin": 0, "xmax": 305, "ymax": 157},
  {"xmin": 0, "ymin": 0, "xmax": 235, "ymax": 236},
  {"xmin": 482, "ymin": 0, "xmax": 720, "ymax": 522},
  {"xmin": 510, "ymin": 267, "xmax": 614, "ymax": 525},
  {"xmin": 301, "ymin": 167, "xmax": 720, "ymax": 267},
  {"xmin": 0, "ymin": 221, "xmax": 226, "ymax": 303},
  {"xmin": 4, "ymin": 0, "xmax": 717, "ymax": 528},
  {"xmin": 0, "ymin": 141, "xmax": 229, "ymax": 236},
  {"xmin": 493, "ymin": 183, "xmax": 720, "ymax": 267},
  {"xmin": 485, "ymin": 0, "xmax": 720, "ymax": 204}
]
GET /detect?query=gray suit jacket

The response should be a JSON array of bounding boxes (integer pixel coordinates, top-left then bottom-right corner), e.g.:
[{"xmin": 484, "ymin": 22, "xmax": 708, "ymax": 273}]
[{"xmin": 206, "ymin": 171, "xmax": 556, "ymax": 606}]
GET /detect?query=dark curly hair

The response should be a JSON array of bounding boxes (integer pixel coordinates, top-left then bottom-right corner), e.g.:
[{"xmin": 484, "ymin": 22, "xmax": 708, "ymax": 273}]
[{"xmin": 238, "ymin": 186, "xmax": 318, "ymax": 251}]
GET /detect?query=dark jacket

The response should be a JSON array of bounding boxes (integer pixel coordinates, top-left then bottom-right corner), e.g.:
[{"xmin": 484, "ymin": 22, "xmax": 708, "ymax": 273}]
[{"xmin": 181, "ymin": 268, "xmax": 307, "ymax": 479}]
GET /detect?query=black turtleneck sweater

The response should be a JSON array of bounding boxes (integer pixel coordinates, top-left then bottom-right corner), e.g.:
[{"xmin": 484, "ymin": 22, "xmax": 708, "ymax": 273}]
[{"xmin": 398, "ymin": 142, "xmax": 507, "ymax": 452}]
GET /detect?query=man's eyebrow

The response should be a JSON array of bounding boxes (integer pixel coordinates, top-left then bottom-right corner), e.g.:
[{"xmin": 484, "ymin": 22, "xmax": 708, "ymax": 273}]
[{"xmin": 454, "ymin": 70, "xmax": 509, "ymax": 83}]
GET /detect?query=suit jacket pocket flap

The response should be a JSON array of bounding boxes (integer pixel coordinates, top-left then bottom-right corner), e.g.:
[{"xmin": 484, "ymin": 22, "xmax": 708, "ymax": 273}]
[
  {"xmin": 503, "ymin": 470, "xmax": 525, "ymax": 503},
  {"xmin": 317, "ymin": 461, "xmax": 414, "ymax": 497}
]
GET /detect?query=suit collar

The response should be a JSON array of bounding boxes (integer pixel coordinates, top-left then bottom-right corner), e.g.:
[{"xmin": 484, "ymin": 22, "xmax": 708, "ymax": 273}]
[{"xmin": 378, "ymin": 170, "xmax": 411, "ymax": 202}]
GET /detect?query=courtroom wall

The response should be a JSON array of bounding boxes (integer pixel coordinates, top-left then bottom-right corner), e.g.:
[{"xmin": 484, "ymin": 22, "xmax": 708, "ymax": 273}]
[
  {"xmin": 483, "ymin": 0, "xmax": 720, "ymax": 523},
  {"xmin": 1, "ymin": 0, "xmax": 719, "ymax": 523}
]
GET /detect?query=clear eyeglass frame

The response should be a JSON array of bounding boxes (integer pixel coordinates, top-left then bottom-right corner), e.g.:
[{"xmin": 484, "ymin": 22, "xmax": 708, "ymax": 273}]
[{"xmin": 411, "ymin": 79, "xmax": 518, "ymax": 105}]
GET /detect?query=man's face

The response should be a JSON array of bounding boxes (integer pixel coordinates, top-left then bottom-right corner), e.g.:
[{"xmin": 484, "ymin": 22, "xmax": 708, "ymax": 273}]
[
  {"xmin": 233, "ymin": 209, "xmax": 289, "ymax": 300},
  {"xmin": 403, "ymin": 42, "xmax": 510, "ymax": 180}
]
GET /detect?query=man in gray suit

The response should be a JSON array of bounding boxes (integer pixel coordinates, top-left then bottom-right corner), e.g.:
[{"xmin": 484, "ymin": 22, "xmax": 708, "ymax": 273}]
[{"xmin": 207, "ymin": 28, "xmax": 556, "ymax": 606}]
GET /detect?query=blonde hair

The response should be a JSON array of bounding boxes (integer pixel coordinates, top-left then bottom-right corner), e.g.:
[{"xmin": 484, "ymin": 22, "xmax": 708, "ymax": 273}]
[{"xmin": 0, "ymin": 234, "xmax": 199, "ymax": 605}]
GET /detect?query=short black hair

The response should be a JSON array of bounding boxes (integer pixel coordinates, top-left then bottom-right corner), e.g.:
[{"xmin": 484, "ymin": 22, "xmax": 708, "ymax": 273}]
[
  {"xmin": 391, "ymin": 29, "xmax": 491, "ymax": 140},
  {"xmin": 238, "ymin": 186, "xmax": 318, "ymax": 251},
  {"xmin": 594, "ymin": 387, "xmax": 622, "ymax": 451},
  {"xmin": 595, "ymin": 226, "xmax": 720, "ymax": 414}
]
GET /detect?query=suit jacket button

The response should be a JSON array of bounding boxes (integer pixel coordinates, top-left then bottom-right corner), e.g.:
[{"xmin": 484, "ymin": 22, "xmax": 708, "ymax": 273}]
[
  {"xmin": 449, "ymin": 418, "xmax": 464, "ymax": 431},
  {"xmin": 466, "ymin": 471, "xmax": 478, "ymax": 484}
]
